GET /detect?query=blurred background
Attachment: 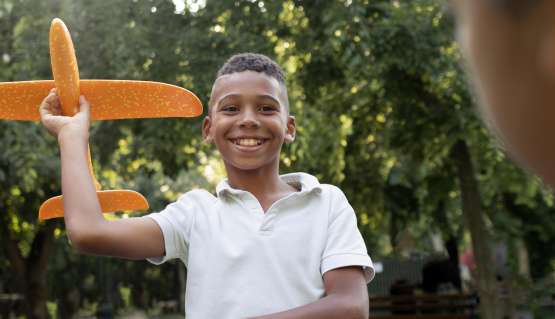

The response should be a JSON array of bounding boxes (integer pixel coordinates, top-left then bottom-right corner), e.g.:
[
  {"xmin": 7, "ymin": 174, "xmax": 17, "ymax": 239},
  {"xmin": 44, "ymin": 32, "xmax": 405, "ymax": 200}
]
[{"xmin": 1, "ymin": 0, "xmax": 555, "ymax": 318}]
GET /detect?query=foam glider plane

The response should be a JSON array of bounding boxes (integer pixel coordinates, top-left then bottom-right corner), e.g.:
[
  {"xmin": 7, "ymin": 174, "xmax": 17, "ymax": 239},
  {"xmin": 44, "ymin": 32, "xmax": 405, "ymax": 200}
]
[{"xmin": 0, "ymin": 18, "xmax": 203, "ymax": 220}]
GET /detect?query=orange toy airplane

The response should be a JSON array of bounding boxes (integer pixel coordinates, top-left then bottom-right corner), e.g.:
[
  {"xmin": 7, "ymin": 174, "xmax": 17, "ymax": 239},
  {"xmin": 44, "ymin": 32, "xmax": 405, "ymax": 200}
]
[{"xmin": 0, "ymin": 18, "xmax": 203, "ymax": 220}]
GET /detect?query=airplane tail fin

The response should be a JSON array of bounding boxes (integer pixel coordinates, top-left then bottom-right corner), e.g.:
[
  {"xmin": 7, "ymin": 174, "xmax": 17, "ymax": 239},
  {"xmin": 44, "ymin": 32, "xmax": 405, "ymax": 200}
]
[{"xmin": 39, "ymin": 190, "xmax": 149, "ymax": 220}]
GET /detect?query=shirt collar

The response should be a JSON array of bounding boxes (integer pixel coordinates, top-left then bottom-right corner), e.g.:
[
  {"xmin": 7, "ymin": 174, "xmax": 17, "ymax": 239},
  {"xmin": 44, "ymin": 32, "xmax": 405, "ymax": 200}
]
[{"xmin": 216, "ymin": 172, "xmax": 322, "ymax": 197}]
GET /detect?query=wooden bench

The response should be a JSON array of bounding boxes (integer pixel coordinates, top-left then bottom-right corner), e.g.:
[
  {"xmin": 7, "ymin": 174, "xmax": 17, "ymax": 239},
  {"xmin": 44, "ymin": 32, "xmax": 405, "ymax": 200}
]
[{"xmin": 369, "ymin": 293, "xmax": 478, "ymax": 319}]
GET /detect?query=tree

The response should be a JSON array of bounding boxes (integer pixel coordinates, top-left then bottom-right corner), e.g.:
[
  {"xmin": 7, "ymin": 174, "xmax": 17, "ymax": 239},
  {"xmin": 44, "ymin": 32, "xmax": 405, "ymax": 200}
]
[{"xmin": 2, "ymin": 1, "xmax": 555, "ymax": 318}]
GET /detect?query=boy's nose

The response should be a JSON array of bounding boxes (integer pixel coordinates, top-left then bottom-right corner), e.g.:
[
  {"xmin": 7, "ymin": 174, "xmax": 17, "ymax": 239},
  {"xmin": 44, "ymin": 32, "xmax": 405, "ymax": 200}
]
[{"xmin": 238, "ymin": 108, "xmax": 260, "ymax": 128}]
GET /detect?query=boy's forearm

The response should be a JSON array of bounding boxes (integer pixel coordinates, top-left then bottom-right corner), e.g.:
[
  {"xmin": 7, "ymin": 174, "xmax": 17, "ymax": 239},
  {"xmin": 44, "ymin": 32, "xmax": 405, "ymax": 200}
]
[
  {"xmin": 58, "ymin": 130, "xmax": 105, "ymax": 246},
  {"xmin": 250, "ymin": 294, "xmax": 368, "ymax": 319}
]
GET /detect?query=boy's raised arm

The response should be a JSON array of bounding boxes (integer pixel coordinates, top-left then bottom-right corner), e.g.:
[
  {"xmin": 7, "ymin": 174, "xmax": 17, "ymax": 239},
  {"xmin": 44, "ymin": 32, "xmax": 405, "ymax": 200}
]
[{"xmin": 40, "ymin": 90, "xmax": 165, "ymax": 259}]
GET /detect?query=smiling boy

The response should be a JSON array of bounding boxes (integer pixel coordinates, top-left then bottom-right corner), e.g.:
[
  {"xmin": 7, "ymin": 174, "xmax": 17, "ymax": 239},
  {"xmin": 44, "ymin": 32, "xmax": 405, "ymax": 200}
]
[
  {"xmin": 452, "ymin": 0, "xmax": 555, "ymax": 188},
  {"xmin": 40, "ymin": 53, "xmax": 374, "ymax": 319}
]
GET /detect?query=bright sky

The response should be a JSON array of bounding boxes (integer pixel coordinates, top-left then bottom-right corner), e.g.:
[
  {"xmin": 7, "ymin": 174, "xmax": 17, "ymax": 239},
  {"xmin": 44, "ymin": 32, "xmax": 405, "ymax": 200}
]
[{"xmin": 172, "ymin": 0, "xmax": 206, "ymax": 14}]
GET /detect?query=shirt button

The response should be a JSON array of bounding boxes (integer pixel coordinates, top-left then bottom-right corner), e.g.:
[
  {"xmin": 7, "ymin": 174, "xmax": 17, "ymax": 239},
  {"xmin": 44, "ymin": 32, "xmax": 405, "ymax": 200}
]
[{"xmin": 259, "ymin": 228, "xmax": 273, "ymax": 235}]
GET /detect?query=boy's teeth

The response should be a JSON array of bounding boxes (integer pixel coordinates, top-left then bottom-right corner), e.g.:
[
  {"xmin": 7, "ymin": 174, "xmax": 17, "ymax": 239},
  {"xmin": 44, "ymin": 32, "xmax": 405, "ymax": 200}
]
[{"xmin": 236, "ymin": 139, "xmax": 262, "ymax": 146}]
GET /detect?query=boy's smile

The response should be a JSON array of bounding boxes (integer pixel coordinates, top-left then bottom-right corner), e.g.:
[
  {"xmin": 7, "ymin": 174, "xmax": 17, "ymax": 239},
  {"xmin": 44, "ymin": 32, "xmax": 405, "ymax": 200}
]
[{"xmin": 203, "ymin": 71, "xmax": 295, "ymax": 173}]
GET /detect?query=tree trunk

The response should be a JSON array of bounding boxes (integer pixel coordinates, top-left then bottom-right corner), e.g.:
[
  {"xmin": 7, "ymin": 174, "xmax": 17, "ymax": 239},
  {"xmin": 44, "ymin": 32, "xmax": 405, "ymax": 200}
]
[
  {"xmin": 389, "ymin": 212, "xmax": 400, "ymax": 252},
  {"xmin": 0, "ymin": 220, "xmax": 54, "ymax": 319},
  {"xmin": 452, "ymin": 140, "xmax": 501, "ymax": 319},
  {"xmin": 25, "ymin": 224, "xmax": 54, "ymax": 319},
  {"xmin": 178, "ymin": 264, "xmax": 187, "ymax": 314},
  {"xmin": 58, "ymin": 287, "xmax": 80, "ymax": 319},
  {"xmin": 444, "ymin": 237, "xmax": 462, "ymax": 292},
  {"xmin": 434, "ymin": 200, "xmax": 462, "ymax": 291},
  {"xmin": 502, "ymin": 195, "xmax": 534, "ymax": 318}
]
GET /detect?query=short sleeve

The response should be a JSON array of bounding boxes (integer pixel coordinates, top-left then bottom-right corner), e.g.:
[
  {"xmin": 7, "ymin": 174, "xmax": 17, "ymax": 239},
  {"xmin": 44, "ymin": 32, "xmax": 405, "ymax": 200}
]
[
  {"xmin": 321, "ymin": 187, "xmax": 375, "ymax": 283},
  {"xmin": 143, "ymin": 193, "xmax": 197, "ymax": 266}
]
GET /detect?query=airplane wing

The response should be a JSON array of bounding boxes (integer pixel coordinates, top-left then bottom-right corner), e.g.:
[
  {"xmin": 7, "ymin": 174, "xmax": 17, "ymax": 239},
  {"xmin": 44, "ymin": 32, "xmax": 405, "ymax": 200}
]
[
  {"xmin": 0, "ymin": 80, "xmax": 203, "ymax": 121},
  {"xmin": 39, "ymin": 190, "xmax": 149, "ymax": 220}
]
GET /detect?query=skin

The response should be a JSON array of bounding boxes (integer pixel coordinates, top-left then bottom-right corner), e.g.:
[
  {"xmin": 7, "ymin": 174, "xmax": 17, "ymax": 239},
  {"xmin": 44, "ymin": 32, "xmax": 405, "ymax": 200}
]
[
  {"xmin": 40, "ymin": 88, "xmax": 164, "ymax": 259},
  {"xmin": 203, "ymin": 71, "xmax": 297, "ymax": 211},
  {"xmin": 451, "ymin": 0, "xmax": 555, "ymax": 188},
  {"xmin": 40, "ymin": 71, "xmax": 369, "ymax": 318}
]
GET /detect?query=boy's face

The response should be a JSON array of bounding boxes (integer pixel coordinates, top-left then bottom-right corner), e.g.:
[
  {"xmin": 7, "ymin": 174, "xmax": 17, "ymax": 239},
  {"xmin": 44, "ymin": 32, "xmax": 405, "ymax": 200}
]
[
  {"xmin": 203, "ymin": 71, "xmax": 295, "ymax": 172},
  {"xmin": 452, "ymin": 0, "xmax": 555, "ymax": 187}
]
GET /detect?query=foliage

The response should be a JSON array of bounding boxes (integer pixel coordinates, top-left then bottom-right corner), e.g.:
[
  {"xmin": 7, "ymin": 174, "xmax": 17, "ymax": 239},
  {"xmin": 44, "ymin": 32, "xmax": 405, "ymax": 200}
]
[{"xmin": 1, "ymin": 0, "xmax": 555, "ymax": 317}]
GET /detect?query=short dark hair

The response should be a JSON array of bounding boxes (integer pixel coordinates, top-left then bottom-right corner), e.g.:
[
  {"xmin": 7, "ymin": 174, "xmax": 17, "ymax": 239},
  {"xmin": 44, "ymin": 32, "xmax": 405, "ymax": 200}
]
[
  {"xmin": 209, "ymin": 53, "xmax": 289, "ymax": 112},
  {"xmin": 216, "ymin": 53, "xmax": 286, "ymax": 85}
]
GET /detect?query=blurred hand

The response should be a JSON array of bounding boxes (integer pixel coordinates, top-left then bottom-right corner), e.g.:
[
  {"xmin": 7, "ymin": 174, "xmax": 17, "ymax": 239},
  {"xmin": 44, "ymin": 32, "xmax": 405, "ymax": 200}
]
[{"xmin": 39, "ymin": 88, "xmax": 91, "ymax": 142}]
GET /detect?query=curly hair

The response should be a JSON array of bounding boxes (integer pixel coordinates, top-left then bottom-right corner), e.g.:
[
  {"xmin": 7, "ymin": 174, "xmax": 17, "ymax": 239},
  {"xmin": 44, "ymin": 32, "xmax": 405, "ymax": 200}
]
[
  {"xmin": 216, "ymin": 53, "xmax": 286, "ymax": 85},
  {"xmin": 209, "ymin": 53, "xmax": 289, "ymax": 112}
]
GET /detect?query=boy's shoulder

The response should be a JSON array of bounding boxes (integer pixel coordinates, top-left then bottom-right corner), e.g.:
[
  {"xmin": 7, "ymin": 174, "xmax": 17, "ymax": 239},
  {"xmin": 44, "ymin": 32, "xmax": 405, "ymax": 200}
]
[
  {"xmin": 318, "ymin": 183, "xmax": 352, "ymax": 208},
  {"xmin": 176, "ymin": 188, "xmax": 218, "ymax": 205}
]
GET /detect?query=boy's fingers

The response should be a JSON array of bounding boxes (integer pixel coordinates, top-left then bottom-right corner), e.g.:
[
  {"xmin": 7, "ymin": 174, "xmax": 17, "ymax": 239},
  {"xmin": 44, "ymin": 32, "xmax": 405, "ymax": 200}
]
[
  {"xmin": 79, "ymin": 95, "xmax": 90, "ymax": 109},
  {"xmin": 44, "ymin": 92, "xmax": 56, "ymax": 103},
  {"xmin": 39, "ymin": 103, "xmax": 50, "ymax": 119},
  {"xmin": 79, "ymin": 95, "xmax": 89, "ymax": 104},
  {"xmin": 39, "ymin": 91, "xmax": 63, "ymax": 118},
  {"xmin": 42, "ymin": 91, "xmax": 60, "ymax": 107},
  {"xmin": 78, "ymin": 95, "xmax": 91, "ymax": 116},
  {"xmin": 39, "ymin": 102, "xmax": 60, "ymax": 118}
]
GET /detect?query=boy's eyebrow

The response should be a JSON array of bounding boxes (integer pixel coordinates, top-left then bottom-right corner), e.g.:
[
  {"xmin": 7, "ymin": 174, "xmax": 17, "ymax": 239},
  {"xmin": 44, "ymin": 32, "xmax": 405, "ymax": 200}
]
[{"xmin": 217, "ymin": 94, "xmax": 281, "ymax": 107}]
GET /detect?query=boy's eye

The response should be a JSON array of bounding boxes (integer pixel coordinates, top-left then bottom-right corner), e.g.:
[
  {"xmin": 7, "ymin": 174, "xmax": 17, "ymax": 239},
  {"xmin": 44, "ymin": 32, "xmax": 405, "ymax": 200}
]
[
  {"xmin": 260, "ymin": 105, "xmax": 277, "ymax": 113},
  {"xmin": 221, "ymin": 105, "xmax": 239, "ymax": 113}
]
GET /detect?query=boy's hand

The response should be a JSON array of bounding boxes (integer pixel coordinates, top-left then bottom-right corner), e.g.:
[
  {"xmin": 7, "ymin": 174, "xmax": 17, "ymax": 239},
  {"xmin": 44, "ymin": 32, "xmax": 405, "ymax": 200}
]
[{"xmin": 39, "ymin": 88, "xmax": 91, "ymax": 142}]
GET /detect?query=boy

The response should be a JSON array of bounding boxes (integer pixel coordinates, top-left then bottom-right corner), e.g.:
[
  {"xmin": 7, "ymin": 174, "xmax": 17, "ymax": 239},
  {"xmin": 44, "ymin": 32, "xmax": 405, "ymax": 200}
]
[
  {"xmin": 39, "ymin": 53, "xmax": 374, "ymax": 319},
  {"xmin": 451, "ymin": 0, "xmax": 555, "ymax": 188}
]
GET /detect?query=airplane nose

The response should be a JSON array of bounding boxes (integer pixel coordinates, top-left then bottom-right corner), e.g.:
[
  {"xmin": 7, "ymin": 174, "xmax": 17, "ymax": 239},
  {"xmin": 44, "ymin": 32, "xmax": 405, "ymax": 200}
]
[{"xmin": 50, "ymin": 18, "xmax": 80, "ymax": 116}]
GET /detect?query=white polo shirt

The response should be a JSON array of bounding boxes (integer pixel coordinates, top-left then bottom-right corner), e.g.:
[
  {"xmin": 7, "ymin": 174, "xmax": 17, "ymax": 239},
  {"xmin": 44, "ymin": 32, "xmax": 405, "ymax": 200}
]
[{"xmin": 145, "ymin": 172, "xmax": 374, "ymax": 319}]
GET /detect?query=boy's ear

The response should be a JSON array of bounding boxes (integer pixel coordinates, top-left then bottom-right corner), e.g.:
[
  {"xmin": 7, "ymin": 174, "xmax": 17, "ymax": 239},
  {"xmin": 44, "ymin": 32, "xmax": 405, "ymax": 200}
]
[
  {"xmin": 284, "ymin": 115, "xmax": 296, "ymax": 144},
  {"xmin": 202, "ymin": 116, "xmax": 213, "ymax": 144}
]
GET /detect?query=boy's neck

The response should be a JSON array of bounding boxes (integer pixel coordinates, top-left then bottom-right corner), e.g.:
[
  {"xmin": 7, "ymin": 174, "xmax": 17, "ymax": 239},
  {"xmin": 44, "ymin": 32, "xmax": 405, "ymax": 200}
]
[{"xmin": 224, "ymin": 162, "xmax": 296, "ymax": 203}]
